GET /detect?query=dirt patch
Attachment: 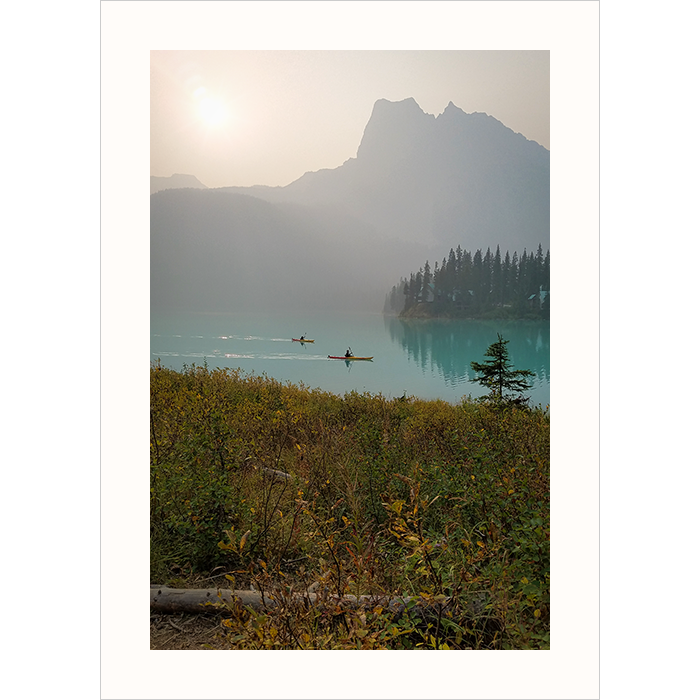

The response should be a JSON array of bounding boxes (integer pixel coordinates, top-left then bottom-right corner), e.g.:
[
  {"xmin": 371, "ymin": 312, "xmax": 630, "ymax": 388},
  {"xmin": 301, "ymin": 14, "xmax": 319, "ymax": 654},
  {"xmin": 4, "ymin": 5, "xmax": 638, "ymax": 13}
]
[{"xmin": 150, "ymin": 611, "xmax": 232, "ymax": 650}]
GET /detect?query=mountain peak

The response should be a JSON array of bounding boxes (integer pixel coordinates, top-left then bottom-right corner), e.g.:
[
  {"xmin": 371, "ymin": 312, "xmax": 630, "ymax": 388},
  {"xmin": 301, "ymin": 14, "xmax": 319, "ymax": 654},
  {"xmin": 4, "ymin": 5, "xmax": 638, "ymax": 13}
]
[
  {"xmin": 438, "ymin": 101, "xmax": 468, "ymax": 121},
  {"xmin": 357, "ymin": 97, "xmax": 434, "ymax": 161},
  {"xmin": 373, "ymin": 96, "xmax": 422, "ymax": 112}
]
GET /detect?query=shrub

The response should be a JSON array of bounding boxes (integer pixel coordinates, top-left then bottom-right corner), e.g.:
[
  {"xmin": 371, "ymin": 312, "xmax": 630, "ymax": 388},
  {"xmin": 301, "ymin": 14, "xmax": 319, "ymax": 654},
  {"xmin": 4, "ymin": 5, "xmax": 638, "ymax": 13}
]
[{"xmin": 151, "ymin": 362, "xmax": 549, "ymax": 648}]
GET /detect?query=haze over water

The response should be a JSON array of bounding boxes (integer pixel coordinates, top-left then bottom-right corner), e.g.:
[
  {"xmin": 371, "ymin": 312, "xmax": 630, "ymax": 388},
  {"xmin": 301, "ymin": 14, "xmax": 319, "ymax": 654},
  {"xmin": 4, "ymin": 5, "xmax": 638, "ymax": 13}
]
[{"xmin": 151, "ymin": 311, "xmax": 550, "ymax": 408}]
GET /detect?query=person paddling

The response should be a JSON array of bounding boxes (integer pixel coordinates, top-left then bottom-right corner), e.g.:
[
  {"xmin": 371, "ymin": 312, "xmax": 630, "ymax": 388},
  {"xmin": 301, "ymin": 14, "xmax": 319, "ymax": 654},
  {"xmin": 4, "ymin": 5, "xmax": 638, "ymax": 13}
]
[{"xmin": 345, "ymin": 347, "xmax": 353, "ymax": 358}]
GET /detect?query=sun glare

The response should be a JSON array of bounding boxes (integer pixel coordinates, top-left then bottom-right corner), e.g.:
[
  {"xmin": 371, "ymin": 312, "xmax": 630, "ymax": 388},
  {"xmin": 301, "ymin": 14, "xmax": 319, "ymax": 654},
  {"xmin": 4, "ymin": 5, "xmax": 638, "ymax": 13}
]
[{"xmin": 193, "ymin": 88, "xmax": 228, "ymax": 127}]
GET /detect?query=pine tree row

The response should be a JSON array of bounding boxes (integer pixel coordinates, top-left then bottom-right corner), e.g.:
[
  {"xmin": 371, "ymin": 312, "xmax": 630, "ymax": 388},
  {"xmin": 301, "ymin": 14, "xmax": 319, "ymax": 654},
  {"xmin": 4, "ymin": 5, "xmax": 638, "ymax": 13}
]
[{"xmin": 384, "ymin": 244, "xmax": 550, "ymax": 319}]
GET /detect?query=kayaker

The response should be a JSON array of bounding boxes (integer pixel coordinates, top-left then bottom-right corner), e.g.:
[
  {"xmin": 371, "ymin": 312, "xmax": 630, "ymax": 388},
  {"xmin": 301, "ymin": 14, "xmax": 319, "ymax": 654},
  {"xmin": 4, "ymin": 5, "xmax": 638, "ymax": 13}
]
[
  {"xmin": 345, "ymin": 347, "xmax": 353, "ymax": 358},
  {"xmin": 300, "ymin": 335, "xmax": 305, "ymax": 341}
]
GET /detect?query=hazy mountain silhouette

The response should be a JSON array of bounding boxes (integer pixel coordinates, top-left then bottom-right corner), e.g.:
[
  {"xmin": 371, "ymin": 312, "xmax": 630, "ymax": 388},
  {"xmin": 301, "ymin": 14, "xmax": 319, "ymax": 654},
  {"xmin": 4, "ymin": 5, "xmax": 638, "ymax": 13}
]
[
  {"xmin": 217, "ymin": 98, "xmax": 549, "ymax": 251},
  {"xmin": 152, "ymin": 98, "xmax": 549, "ymax": 313},
  {"xmin": 151, "ymin": 189, "xmax": 431, "ymax": 313}
]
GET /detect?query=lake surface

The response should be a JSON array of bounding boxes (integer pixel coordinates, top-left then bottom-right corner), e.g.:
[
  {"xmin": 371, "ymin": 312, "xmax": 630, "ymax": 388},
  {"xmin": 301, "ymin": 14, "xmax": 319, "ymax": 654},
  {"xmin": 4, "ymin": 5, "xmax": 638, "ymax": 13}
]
[{"xmin": 151, "ymin": 311, "xmax": 549, "ymax": 407}]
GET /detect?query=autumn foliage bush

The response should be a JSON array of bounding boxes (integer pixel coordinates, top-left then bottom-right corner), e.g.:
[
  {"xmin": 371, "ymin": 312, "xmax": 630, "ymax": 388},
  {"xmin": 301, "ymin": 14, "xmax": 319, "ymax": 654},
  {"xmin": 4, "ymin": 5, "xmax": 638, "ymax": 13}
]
[{"xmin": 151, "ymin": 361, "xmax": 549, "ymax": 649}]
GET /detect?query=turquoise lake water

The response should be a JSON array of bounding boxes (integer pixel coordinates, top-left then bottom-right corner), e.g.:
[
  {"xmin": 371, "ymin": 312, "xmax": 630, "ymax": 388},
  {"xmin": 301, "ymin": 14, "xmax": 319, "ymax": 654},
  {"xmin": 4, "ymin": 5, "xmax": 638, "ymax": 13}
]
[{"xmin": 151, "ymin": 311, "xmax": 550, "ymax": 407}]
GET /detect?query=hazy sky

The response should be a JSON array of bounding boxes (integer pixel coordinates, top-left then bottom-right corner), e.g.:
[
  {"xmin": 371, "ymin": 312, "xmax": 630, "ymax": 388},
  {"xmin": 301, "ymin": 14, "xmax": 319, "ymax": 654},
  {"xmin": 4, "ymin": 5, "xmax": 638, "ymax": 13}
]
[{"xmin": 151, "ymin": 50, "xmax": 549, "ymax": 189}]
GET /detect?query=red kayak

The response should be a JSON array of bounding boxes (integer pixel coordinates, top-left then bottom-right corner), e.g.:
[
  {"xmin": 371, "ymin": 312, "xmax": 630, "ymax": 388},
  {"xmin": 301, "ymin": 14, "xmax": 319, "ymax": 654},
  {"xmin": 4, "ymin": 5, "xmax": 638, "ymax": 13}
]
[{"xmin": 328, "ymin": 355, "xmax": 373, "ymax": 361}]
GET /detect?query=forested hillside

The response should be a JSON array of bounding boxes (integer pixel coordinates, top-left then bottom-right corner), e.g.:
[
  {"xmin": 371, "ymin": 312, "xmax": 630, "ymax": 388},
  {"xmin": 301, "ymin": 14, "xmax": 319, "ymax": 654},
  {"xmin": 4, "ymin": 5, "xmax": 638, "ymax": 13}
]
[{"xmin": 385, "ymin": 244, "xmax": 550, "ymax": 320}]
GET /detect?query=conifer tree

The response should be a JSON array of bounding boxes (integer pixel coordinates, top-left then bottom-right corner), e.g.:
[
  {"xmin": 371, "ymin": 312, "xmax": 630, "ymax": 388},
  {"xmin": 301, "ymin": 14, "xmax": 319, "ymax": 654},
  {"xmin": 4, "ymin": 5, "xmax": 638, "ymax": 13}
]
[
  {"xmin": 470, "ymin": 333, "xmax": 535, "ymax": 404},
  {"xmin": 421, "ymin": 261, "xmax": 431, "ymax": 301},
  {"xmin": 503, "ymin": 250, "xmax": 512, "ymax": 305},
  {"xmin": 493, "ymin": 245, "xmax": 503, "ymax": 306}
]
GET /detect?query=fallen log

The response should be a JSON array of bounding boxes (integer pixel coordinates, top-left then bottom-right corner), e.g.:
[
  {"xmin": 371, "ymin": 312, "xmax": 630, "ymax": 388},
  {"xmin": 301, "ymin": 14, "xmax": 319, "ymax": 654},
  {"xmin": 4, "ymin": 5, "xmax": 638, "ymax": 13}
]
[
  {"xmin": 151, "ymin": 587, "xmax": 274, "ymax": 614},
  {"xmin": 150, "ymin": 586, "xmax": 431, "ymax": 617}
]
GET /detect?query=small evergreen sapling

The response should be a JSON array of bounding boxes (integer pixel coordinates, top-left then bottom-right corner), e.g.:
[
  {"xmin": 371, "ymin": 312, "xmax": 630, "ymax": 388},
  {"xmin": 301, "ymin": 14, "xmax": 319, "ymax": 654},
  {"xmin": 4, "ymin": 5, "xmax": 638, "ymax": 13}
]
[{"xmin": 470, "ymin": 333, "xmax": 535, "ymax": 404}]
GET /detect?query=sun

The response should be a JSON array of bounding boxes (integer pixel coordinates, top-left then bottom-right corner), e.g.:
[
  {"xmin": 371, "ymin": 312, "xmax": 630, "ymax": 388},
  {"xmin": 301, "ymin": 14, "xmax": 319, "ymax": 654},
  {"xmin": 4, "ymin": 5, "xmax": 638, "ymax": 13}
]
[{"xmin": 193, "ymin": 88, "xmax": 228, "ymax": 127}]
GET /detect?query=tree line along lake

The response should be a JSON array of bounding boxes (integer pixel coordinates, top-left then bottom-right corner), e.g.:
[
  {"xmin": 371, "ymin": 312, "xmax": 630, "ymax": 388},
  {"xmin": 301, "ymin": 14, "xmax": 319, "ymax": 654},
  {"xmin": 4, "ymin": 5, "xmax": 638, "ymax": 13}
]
[{"xmin": 150, "ymin": 310, "xmax": 550, "ymax": 408}]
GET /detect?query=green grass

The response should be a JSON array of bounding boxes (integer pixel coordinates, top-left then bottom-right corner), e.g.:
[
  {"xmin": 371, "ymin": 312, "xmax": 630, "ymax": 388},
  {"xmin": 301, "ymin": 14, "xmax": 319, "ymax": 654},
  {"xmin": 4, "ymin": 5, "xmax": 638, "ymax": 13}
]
[{"xmin": 151, "ymin": 361, "xmax": 550, "ymax": 649}]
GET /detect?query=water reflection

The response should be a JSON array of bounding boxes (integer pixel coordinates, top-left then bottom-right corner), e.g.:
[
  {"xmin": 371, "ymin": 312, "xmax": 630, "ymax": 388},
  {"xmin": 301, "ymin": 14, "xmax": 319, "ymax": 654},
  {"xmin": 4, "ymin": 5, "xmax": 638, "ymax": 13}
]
[{"xmin": 383, "ymin": 316, "xmax": 550, "ymax": 392}]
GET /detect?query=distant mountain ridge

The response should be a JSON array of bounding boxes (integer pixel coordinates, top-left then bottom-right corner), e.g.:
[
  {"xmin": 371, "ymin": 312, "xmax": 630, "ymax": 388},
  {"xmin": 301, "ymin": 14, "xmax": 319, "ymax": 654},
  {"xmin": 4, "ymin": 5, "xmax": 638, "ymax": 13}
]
[
  {"xmin": 152, "ymin": 98, "xmax": 549, "ymax": 313},
  {"xmin": 151, "ymin": 173, "xmax": 208, "ymax": 195},
  {"xmin": 151, "ymin": 188, "xmax": 406, "ymax": 313}
]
